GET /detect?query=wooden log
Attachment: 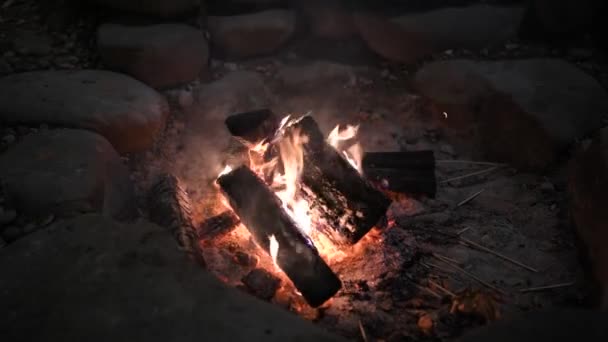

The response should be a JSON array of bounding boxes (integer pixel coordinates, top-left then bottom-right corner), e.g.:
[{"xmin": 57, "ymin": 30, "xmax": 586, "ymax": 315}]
[
  {"xmin": 217, "ymin": 165, "xmax": 342, "ymax": 307},
  {"xmin": 362, "ymin": 151, "xmax": 437, "ymax": 197},
  {"xmin": 147, "ymin": 174, "xmax": 206, "ymax": 268},
  {"xmin": 225, "ymin": 109, "xmax": 279, "ymax": 145},
  {"xmin": 287, "ymin": 115, "xmax": 392, "ymax": 245}
]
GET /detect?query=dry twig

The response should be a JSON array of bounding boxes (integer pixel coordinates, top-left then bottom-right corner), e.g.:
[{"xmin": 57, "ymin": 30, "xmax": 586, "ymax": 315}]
[
  {"xmin": 436, "ymin": 160, "xmax": 507, "ymax": 167},
  {"xmin": 519, "ymin": 282, "xmax": 575, "ymax": 293},
  {"xmin": 459, "ymin": 237, "xmax": 538, "ymax": 273},
  {"xmin": 358, "ymin": 319, "xmax": 368, "ymax": 342},
  {"xmin": 440, "ymin": 166, "xmax": 502, "ymax": 184},
  {"xmin": 457, "ymin": 188, "xmax": 485, "ymax": 207},
  {"xmin": 433, "ymin": 255, "xmax": 506, "ymax": 295},
  {"xmin": 428, "ymin": 279, "xmax": 456, "ymax": 297}
]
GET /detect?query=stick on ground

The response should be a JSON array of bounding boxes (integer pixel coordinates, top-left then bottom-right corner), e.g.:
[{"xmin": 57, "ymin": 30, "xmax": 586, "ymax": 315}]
[{"xmin": 519, "ymin": 282, "xmax": 575, "ymax": 293}]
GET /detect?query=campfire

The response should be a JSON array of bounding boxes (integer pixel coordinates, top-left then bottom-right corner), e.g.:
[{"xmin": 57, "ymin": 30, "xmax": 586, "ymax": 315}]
[{"xmin": 211, "ymin": 109, "xmax": 435, "ymax": 307}]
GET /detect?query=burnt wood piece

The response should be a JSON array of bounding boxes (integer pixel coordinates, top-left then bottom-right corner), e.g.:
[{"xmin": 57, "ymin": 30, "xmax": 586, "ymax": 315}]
[
  {"xmin": 147, "ymin": 174, "xmax": 206, "ymax": 267},
  {"xmin": 198, "ymin": 210, "xmax": 241, "ymax": 239},
  {"xmin": 362, "ymin": 151, "xmax": 437, "ymax": 197},
  {"xmin": 288, "ymin": 115, "xmax": 392, "ymax": 245},
  {"xmin": 225, "ymin": 109, "xmax": 280, "ymax": 145},
  {"xmin": 217, "ymin": 165, "xmax": 342, "ymax": 307}
]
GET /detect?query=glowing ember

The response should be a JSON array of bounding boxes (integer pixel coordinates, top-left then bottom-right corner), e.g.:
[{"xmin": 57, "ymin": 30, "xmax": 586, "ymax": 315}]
[
  {"xmin": 327, "ymin": 124, "xmax": 363, "ymax": 173},
  {"xmin": 269, "ymin": 234, "xmax": 279, "ymax": 269}
]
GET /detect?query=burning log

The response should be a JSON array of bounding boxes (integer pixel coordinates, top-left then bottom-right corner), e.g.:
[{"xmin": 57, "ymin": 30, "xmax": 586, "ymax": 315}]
[
  {"xmin": 362, "ymin": 151, "xmax": 437, "ymax": 197},
  {"xmin": 147, "ymin": 174, "xmax": 206, "ymax": 267},
  {"xmin": 286, "ymin": 115, "xmax": 392, "ymax": 245},
  {"xmin": 224, "ymin": 109, "xmax": 279, "ymax": 145},
  {"xmin": 217, "ymin": 165, "xmax": 342, "ymax": 307}
]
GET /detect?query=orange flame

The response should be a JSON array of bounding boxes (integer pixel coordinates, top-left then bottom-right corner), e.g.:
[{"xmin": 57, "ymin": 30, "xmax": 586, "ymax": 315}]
[
  {"xmin": 327, "ymin": 124, "xmax": 363, "ymax": 173},
  {"xmin": 269, "ymin": 234, "xmax": 279, "ymax": 269}
]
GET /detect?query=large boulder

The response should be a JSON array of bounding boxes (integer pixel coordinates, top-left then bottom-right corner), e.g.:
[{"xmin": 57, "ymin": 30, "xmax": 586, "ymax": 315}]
[
  {"xmin": 0, "ymin": 214, "xmax": 345, "ymax": 341},
  {"xmin": 0, "ymin": 129, "xmax": 135, "ymax": 220},
  {"xmin": 0, "ymin": 70, "xmax": 168, "ymax": 153},
  {"xmin": 89, "ymin": 0, "xmax": 200, "ymax": 18},
  {"xmin": 569, "ymin": 128, "xmax": 608, "ymax": 308},
  {"xmin": 353, "ymin": 12, "xmax": 435, "ymax": 64},
  {"xmin": 208, "ymin": 10, "xmax": 296, "ymax": 59},
  {"xmin": 97, "ymin": 23, "xmax": 209, "ymax": 88},
  {"xmin": 412, "ymin": 59, "xmax": 608, "ymax": 170},
  {"xmin": 391, "ymin": 5, "xmax": 524, "ymax": 51},
  {"xmin": 354, "ymin": 5, "xmax": 523, "ymax": 64}
]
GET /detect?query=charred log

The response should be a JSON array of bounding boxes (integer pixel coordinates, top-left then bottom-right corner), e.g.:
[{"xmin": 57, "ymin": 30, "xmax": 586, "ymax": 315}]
[
  {"xmin": 225, "ymin": 109, "xmax": 279, "ymax": 145},
  {"xmin": 147, "ymin": 174, "xmax": 206, "ymax": 267},
  {"xmin": 217, "ymin": 165, "xmax": 342, "ymax": 307},
  {"xmin": 288, "ymin": 115, "xmax": 392, "ymax": 245},
  {"xmin": 362, "ymin": 151, "xmax": 437, "ymax": 197},
  {"xmin": 198, "ymin": 210, "xmax": 241, "ymax": 239}
]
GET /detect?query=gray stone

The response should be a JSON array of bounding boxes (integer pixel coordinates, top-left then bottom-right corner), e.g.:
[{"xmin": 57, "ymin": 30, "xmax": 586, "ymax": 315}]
[
  {"xmin": 208, "ymin": 10, "xmax": 296, "ymax": 59},
  {"xmin": 89, "ymin": 0, "xmax": 199, "ymax": 17},
  {"xmin": 391, "ymin": 5, "xmax": 524, "ymax": 51},
  {"xmin": 98, "ymin": 24, "xmax": 209, "ymax": 88},
  {"xmin": 413, "ymin": 59, "xmax": 608, "ymax": 170},
  {"xmin": 0, "ymin": 70, "xmax": 168, "ymax": 153},
  {"xmin": 0, "ymin": 129, "xmax": 136, "ymax": 220},
  {"xmin": 0, "ymin": 214, "xmax": 345, "ymax": 342}
]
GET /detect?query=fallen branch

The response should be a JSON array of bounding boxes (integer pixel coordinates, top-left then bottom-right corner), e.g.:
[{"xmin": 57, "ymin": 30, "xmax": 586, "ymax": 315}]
[{"xmin": 519, "ymin": 282, "xmax": 575, "ymax": 293}]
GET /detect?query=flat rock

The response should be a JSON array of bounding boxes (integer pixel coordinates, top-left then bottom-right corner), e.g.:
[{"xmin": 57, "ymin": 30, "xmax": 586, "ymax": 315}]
[
  {"xmin": 0, "ymin": 129, "xmax": 135, "ymax": 220},
  {"xmin": 0, "ymin": 70, "xmax": 168, "ymax": 153},
  {"xmin": 98, "ymin": 23, "xmax": 209, "ymax": 88},
  {"xmin": 569, "ymin": 128, "xmax": 608, "ymax": 308},
  {"xmin": 89, "ymin": 0, "xmax": 199, "ymax": 17},
  {"xmin": 208, "ymin": 10, "xmax": 296, "ymax": 59},
  {"xmin": 413, "ymin": 59, "xmax": 608, "ymax": 170},
  {"xmin": 0, "ymin": 214, "xmax": 344, "ymax": 342},
  {"xmin": 391, "ymin": 5, "xmax": 524, "ymax": 51}
]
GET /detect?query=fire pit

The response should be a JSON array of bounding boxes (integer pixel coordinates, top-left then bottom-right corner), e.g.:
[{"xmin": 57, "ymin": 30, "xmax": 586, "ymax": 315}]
[{"xmin": 144, "ymin": 106, "xmax": 579, "ymax": 340}]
